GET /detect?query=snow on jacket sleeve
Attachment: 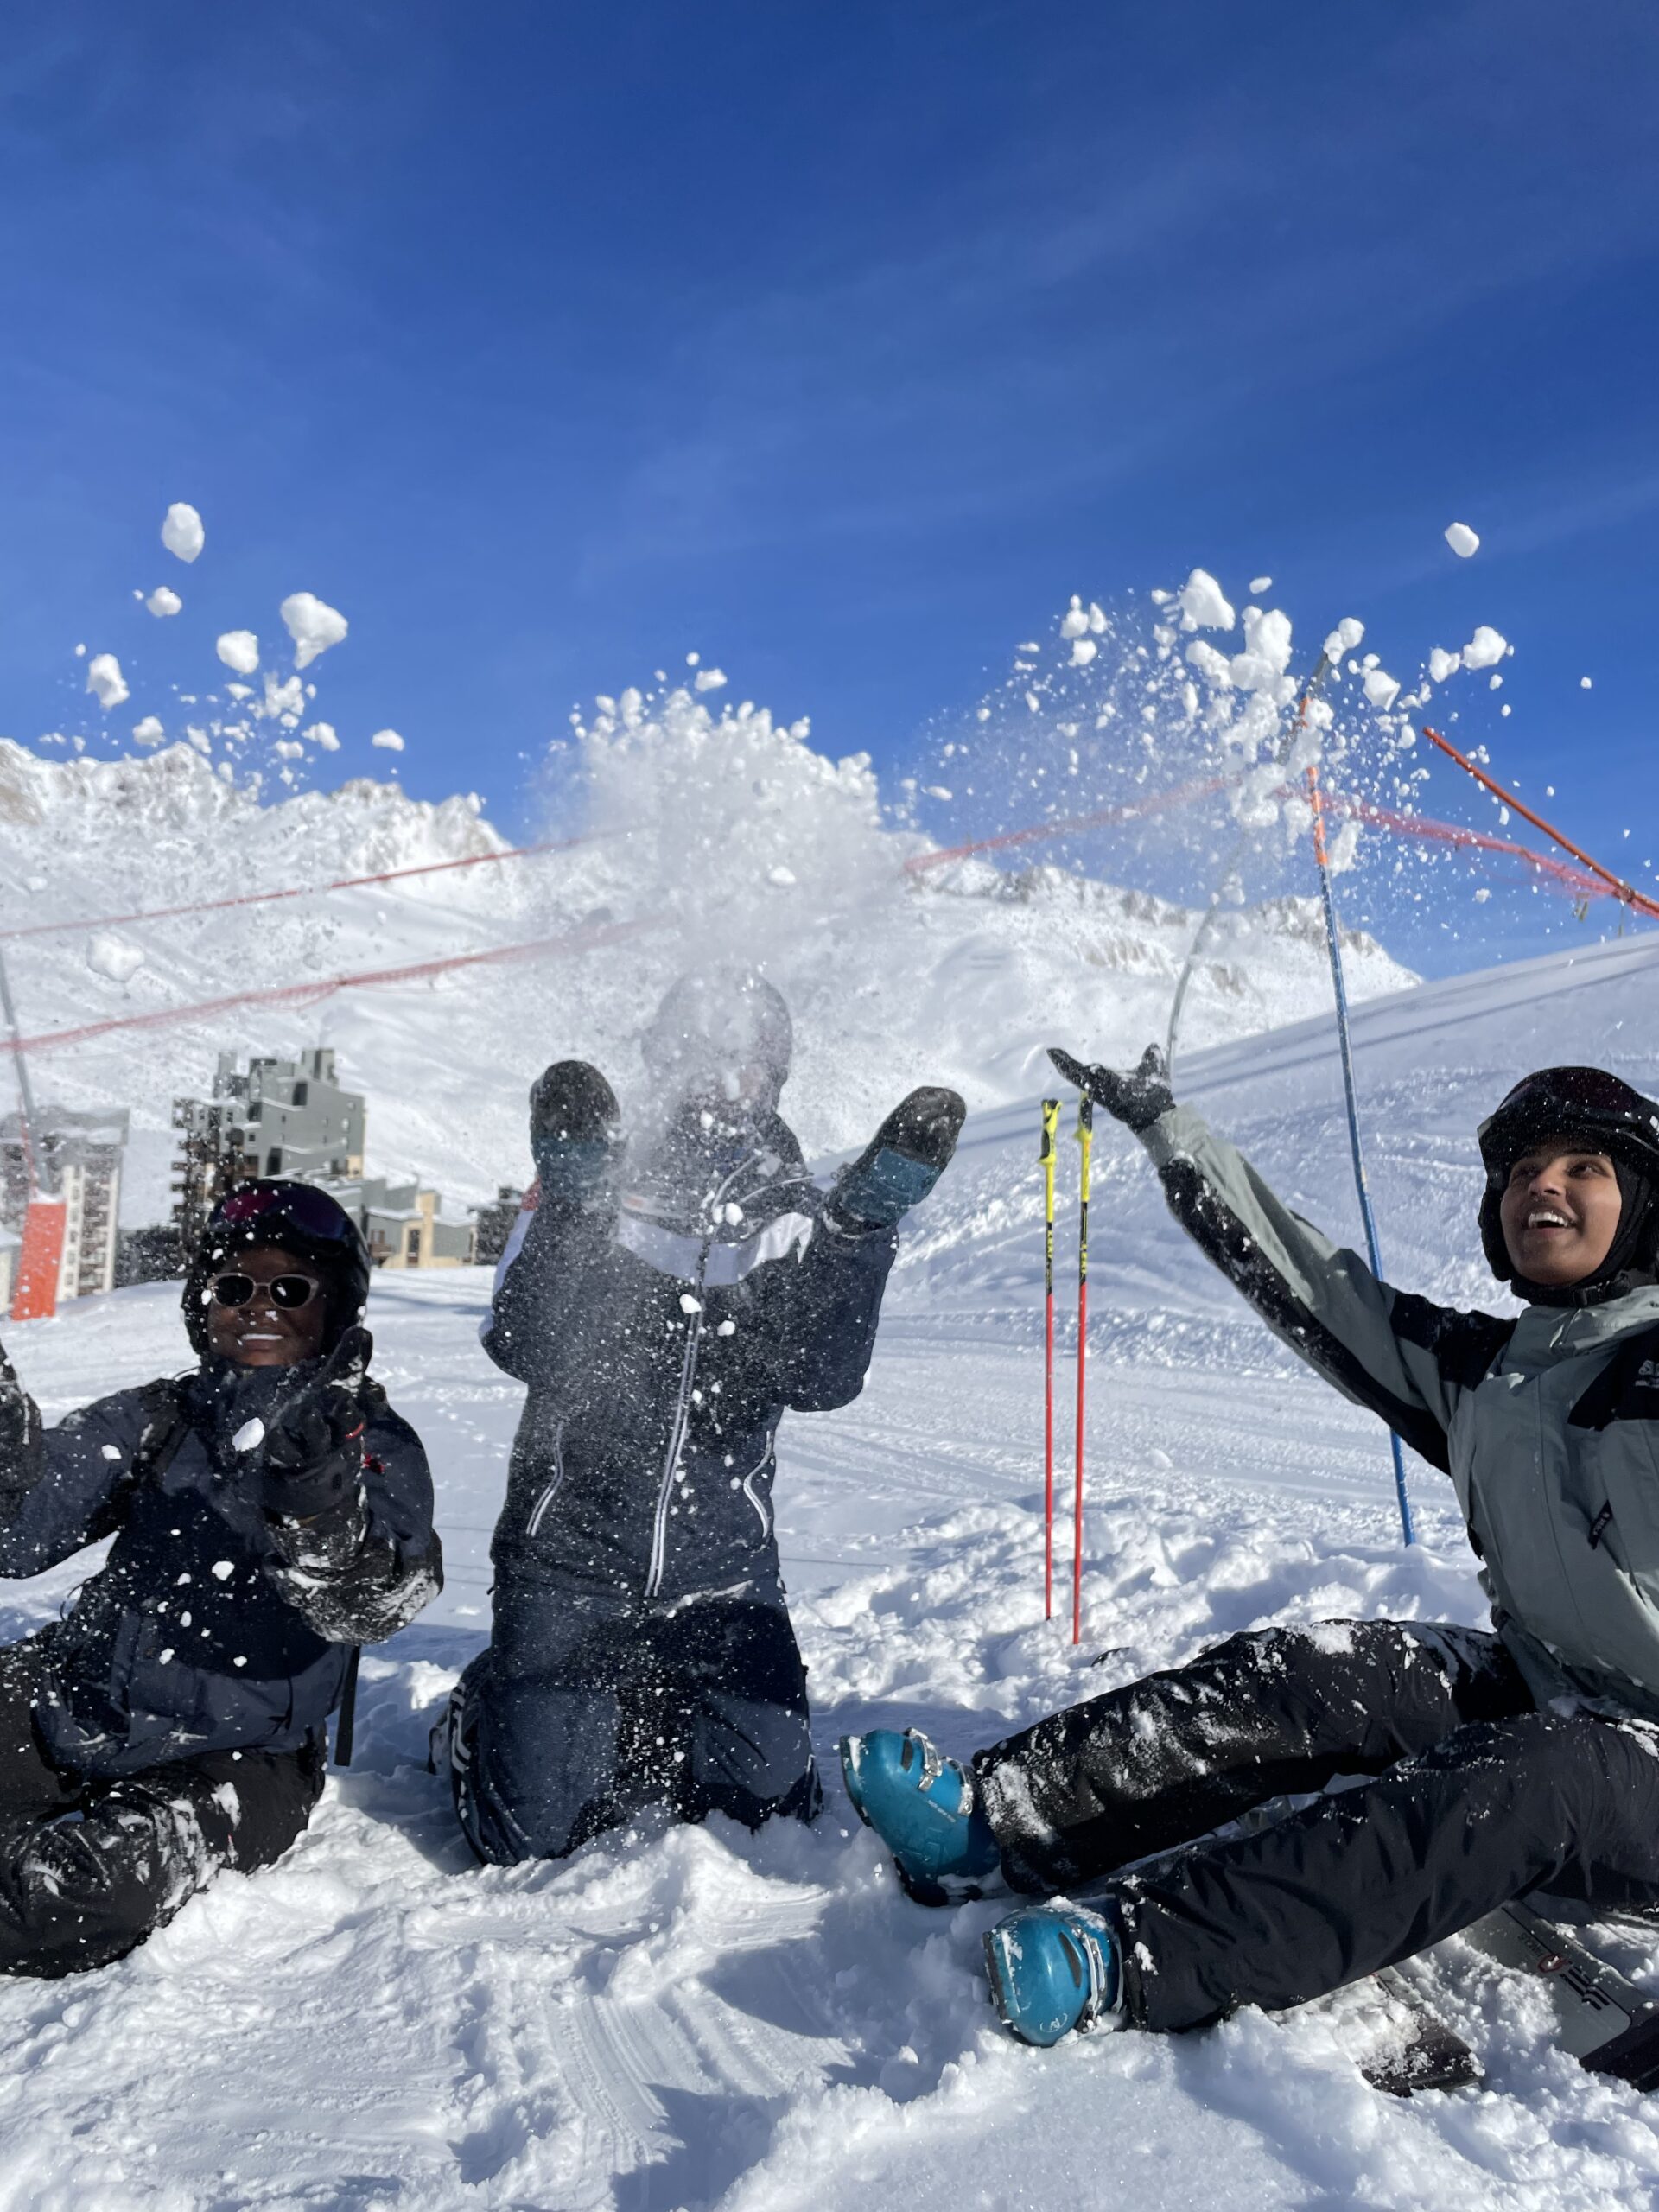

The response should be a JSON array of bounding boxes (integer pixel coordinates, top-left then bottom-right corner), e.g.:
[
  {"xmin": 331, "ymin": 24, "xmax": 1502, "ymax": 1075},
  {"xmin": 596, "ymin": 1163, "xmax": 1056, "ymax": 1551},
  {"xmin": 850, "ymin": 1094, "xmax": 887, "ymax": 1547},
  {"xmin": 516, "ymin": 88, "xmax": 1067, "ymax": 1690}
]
[
  {"xmin": 480, "ymin": 1191, "xmax": 613, "ymax": 1387},
  {"xmin": 0, "ymin": 1382, "xmax": 160, "ymax": 1579},
  {"xmin": 264, "ymin": 1400, "xmax": 442, "ymax": 1644},
  {"xmin": 731, "ymin": 1210, "xmax": 899, "ymax": 1413},
  {"xmin": 1139, "ymin": 1102, "xmax": 1513, "ymax": 1473}
]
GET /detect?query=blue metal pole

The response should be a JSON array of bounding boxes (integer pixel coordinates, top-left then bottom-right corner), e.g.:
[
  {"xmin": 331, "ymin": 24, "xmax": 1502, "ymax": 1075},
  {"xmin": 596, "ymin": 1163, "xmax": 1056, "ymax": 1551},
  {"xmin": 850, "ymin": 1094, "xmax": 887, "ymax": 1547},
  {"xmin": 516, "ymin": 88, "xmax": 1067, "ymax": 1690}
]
[{"xmin": 1306, "ymin": 754, "xmax": 1415, "ymax": 1546}]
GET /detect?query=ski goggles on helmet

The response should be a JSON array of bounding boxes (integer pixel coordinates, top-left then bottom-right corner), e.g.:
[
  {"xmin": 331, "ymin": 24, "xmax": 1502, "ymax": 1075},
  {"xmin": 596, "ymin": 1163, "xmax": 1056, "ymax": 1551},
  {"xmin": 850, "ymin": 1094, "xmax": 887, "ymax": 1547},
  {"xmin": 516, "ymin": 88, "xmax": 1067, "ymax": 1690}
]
[
  {"xmin": 211, "ymin": 1271, "xmax": 321, "ymax": 1311},
  {"xmin": 1478, "ymin": 1066, "xmax": 1659, "ymax": 1179},
  {"xmin": 211, "ymin": 1181, "xmax": 358, "ymax": 1242}
]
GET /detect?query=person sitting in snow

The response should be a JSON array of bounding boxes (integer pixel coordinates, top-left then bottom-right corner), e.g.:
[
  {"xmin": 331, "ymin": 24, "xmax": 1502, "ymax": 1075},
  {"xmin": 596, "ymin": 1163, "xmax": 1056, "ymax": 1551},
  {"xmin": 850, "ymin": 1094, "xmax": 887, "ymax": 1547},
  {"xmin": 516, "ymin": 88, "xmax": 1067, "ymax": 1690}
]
[
  {"xmin": 0, "ymin": 1180, "xmax": 440, "ymax": 1977},
  {"xmin": 841, "ymin": 1052, "xmax": 1659, "ymax": 2047},
  {"xmin": 435, "ymin": 964, "xmax": 964, "ymax": 1866}
]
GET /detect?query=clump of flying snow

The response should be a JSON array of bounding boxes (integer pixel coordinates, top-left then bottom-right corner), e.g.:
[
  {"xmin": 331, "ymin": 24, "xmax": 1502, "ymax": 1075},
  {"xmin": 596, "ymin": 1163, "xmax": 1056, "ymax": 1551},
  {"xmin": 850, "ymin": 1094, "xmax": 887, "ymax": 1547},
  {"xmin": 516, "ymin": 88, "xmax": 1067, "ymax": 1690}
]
[
  {"xmin": 216, "ymin": 631, "xmax": 259, "ymax": 677},
  {"xmin": 305, "ymin": 721, "xmax": 340, "ymax": 750},
  {"xmin": 1581, "ymin": 677, "xmax": 1593, "ymax": 690},
  {"xmin": 85, "ymin": 653, "xmax": 129, "ymax": 709},
  {"xmin": 1178, "ymin": 569, "xmax": 1235, "ymax": 632},
  {"xmin": 280, "ymin": 592, "xmax": 349, "ymax": 670},
  {"xmin": 1444, "ymin": 521, "xmax": 1480, "ymax": 558},
  {"xmin": 86, "ymin": 932, "xmax": 144, "ymax": 985},
  {"xmin": 161, "ymin": 503, "xmax": 204, "ymax": 563},
  {"xmin": 693, "ymin": 668, "xmax": 728, "ymax": 692},
  {"xmin": 1460, "ymin": 625, "xmax": 1509, "ymax": 671},
  {"xmin": 145, "ymin": 586, "xmax": 182, "ymax": 618},
  {"xmin": 1249, "ymin": 575, "xmax": 1273, "ymax": 594},
  {"xmin": 131, "ymin": 715, "xmax": 165, "ymax": 746},
  {"xmin": 371, "ymin": 729, "xmax": 404, "ymax": 752}
]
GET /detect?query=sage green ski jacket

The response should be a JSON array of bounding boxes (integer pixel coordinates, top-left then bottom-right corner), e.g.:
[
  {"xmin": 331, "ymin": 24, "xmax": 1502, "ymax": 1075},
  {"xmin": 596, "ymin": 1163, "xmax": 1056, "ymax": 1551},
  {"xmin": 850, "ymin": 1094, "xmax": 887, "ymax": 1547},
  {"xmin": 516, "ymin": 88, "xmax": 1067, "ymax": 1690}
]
[{"xmin": 1141, "ymin": 1101, "xmax": 1659, "ymax": 1719}]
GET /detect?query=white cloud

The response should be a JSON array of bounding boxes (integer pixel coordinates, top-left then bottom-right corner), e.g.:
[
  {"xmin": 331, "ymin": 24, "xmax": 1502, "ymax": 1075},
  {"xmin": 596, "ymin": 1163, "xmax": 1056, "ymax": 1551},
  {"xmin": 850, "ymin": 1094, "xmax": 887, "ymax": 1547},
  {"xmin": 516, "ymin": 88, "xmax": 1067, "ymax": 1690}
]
[
  {"xmin": 86, "ymin": 652, "xmax": 129, "ymax": 709},
  {"xmin": 694, "ymin": 667, "xmax": 728, "ymax": 692},
  {"xmin": 303, "ymin": 721, "xmax": 340, "ymax": 751},
  {"xmin": 1178, "ymin": 568, "xmax": 1235, "ymax": 632},
  {"xmin": 1444, "ymin": 521, "xmax": 1480, "ymax": 559},
  {"xmin": 145, "ymin": 587, "xmax": 182, "ymax": 618},
  {"xmin": 131, "ymin": 715, "xmax": 165, "ymax": 745},
  {"xmin": 162, "ymin": 503, "xmax": 204, "ymax": 563},
  {"xmin": 280, "ymin": 592, "xmax": 348, "ymax": 670},
  {"xmin": 371, "ymin": 728, "xmax": 404, "ymax": 752},
  {"xmin": 216, "ymin": 631, "xmax": 259, "ymax": 676},
  {"xmin": 1461, "ymin": 625, "xmax": 1509, "ymax": 671}
]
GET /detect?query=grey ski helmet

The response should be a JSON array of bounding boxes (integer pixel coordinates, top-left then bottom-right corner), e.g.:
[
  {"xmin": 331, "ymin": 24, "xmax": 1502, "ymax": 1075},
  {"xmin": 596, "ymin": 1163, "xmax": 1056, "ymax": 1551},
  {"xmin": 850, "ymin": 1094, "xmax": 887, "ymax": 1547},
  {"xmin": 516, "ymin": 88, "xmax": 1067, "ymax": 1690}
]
[{"xmin": 641, "ymin": 966, "xmax": 792, "ymax": 1115}]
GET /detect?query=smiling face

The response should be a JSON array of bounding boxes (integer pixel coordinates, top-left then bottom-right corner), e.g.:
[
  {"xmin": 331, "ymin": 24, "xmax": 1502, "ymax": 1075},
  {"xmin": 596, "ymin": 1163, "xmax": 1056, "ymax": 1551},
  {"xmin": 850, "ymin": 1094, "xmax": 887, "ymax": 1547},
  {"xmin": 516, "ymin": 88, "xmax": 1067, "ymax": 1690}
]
[
  {"xmin": 205, "ymin": 1244, "xmax": 327, "ymax": 1368},
  {"xmin": 1498, "ymin": 1136, "xmax": 1624, "ymax": 1287}
]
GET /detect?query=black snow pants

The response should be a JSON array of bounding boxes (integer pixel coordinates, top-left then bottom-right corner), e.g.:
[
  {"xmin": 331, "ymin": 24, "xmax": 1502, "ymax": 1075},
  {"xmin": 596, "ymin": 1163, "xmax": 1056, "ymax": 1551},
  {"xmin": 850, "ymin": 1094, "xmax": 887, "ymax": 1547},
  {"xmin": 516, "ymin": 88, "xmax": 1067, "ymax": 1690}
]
[
  {"xmin": 0, "ymin": 1637, "xmax": 323, "ymax": 1979},
  {"xmin": 973, "ymin": 1618, "xmax": 1659, "ymax": 2033},
  {"xmin": 448, "ymin": 1576, "xmax": 821, "ymax": 1866}
]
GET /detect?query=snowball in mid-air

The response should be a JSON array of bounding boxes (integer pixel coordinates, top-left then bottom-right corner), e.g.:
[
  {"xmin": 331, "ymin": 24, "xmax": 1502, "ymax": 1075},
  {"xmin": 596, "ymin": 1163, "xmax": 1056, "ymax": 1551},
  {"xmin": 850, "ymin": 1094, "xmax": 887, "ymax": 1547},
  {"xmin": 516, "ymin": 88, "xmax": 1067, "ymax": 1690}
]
[
  {"xmin": 694, "ymin": 668, "xmax": 728, "ymax": 692},
  {"xmin": 371, "ymin": 728, "xmax": 404, "ymax": 752},
  {"xmin": 86, "ymin": 652, "xmax": 129, "ymax": 709},
  {"xmin": 1322, "ymin": 618, "xmax": 1364, "ymax": 665},
  {"xmin": 1427, "ymin": 647, "xmax": 1460, "ymax": 683},
  {"xmin": 86, "ymin": 933, "xmax": 144, "ymax": 985},
  {"xmin": 162, "ymin": 503, "xmax": 205, "ymax": 563},
  {"xmin": 145, "ymin": 586, "xmax": 182, "ymax": 618},
  {"xmin": 1444, "ymin": 522, "xmax": 1480, "ymax": 559},
  {"xmin": 1071, "ymin": 637, "xmax": 1098, "ymax": 667},
  {"xmin": 1363, "ymin": 668, "xmax": 1402, "ymax": 711},
  {"xmin": 131, "ymin": 715, "xmax": 165, "ymax": 745},
  {"xmin": 304, "ymin": 721, "xmax": 340, "ymax": 750},
  {"xmin": 1580, "ymin": 677, "xmax": 1593, "ymax": 690},
  {"xmin": 280, "ymin": 592, "xmax": 348, "ymax": 670},
  {"xmin": 216, "ymin": 631, "xmax": 259, "ymax": 676},
  {"xmin": 232, "ymin": 1418, "xmax": 265, "ymax": 1452},
  {"xmin": 1460, "ymin": 625, "xmax": 1508, "ymax": 671},
  {"xmin": 1178, "ymin": 569, "xmax": 1235, "ymax": 632},
  {"xmin": 1249, "ymin": 575, "xmax": 1273, "ymax": 595}
]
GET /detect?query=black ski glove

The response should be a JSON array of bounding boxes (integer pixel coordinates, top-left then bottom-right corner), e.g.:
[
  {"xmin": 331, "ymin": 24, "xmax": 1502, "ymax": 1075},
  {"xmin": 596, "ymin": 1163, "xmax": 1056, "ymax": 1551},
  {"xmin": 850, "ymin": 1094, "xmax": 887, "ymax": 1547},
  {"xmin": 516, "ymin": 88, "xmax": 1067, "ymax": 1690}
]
[
  {"xmin": 1047, "ymin": 1044, "xmax": 1174, "ymax": 1133},
  {"xmin": 829, "ymin": 1086, "xmax": 967, "ymax": 1232},
  {"xmin": 530, "ymin": 1060, "xmax": 621, "ymax": 1203},
  {"xmin": 244, "ymin": 1327, "xmax": 372, "ymax": 1522}
]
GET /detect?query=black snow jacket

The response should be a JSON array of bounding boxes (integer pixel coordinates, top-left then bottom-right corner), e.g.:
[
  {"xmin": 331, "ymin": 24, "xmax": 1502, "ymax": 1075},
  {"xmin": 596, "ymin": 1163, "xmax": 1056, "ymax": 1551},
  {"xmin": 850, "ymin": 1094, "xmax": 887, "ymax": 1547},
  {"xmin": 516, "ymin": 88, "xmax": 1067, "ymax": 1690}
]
[
  {"xmin": 481, "ymin": 1110, "xmax": 897, "ymax": 1605},
  {"xmin": 0, "ymin": 1361, "xmax": 440, "ymax": 1778}
]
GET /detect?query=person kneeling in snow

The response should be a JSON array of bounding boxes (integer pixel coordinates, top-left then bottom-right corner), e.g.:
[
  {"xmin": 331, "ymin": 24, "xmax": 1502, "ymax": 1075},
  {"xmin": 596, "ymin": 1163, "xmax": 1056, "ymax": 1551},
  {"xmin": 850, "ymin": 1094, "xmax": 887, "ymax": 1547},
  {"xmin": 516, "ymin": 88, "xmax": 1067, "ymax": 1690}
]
[
  {"xmin": 842, "ymin": 1054, "xmax": 1659, "ymax": 2046},
  {"xmin": 0, "ymin": 1181, "xmax": 440, "ymax": 1977},
  {"xmin": 436, "ymin": 965, "xmax": 964, "ymax": 1866}
]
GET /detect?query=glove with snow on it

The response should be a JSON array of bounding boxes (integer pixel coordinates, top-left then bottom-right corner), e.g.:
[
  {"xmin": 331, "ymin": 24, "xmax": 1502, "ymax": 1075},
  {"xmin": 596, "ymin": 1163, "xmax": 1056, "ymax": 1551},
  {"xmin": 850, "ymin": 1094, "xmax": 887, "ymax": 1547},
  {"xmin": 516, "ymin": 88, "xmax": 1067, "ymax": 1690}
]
[
  {"xmin": 1048, "ymin": 1043, "xmax": 1174, "ymax": 1134},
  {"xmin": 244, "ymin": 1327, "xmax": 372, "ymax": 1522},
  {"xmin": 828, "ymin": 1087, "xmax": 967, "ymax": 1233},
  {"xmin": 529, "ymin": 1059, "xmax": 622, "ymax": 1204},
  {"xmin": 0, "ymin": 1343, "xmax": 41, "ymax": 1476}
]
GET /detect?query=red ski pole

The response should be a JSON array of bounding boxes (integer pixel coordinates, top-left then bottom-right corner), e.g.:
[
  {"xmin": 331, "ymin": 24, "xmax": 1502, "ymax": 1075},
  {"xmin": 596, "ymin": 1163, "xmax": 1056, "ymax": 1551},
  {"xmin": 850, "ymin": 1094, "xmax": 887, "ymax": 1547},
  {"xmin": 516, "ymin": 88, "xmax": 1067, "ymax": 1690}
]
[
  {"xmin": 1040, "ymin": 1099, "xmax": 1059, "ymax": 1619},
  {"xmin": 1073, "ymin": 1096, "xmax": 1094, "ymax": 1645}
]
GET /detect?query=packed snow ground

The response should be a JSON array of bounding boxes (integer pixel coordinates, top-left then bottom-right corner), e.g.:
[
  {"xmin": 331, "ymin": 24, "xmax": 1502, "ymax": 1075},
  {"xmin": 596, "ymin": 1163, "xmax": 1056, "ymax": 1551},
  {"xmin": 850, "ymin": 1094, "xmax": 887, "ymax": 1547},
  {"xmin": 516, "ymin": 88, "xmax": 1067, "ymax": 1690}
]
[{"xmin": 4, "ymin": 925, "xmax": 1659, "ymax": 2208}]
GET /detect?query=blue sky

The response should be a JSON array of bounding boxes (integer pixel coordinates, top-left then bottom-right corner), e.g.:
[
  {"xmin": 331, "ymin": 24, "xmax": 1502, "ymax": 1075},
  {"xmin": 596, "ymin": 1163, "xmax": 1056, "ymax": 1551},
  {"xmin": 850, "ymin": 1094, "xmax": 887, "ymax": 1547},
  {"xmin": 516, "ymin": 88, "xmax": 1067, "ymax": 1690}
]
[{"xmin": 4, "ymin": 1, "xmax": 1657, "ymax": 915}]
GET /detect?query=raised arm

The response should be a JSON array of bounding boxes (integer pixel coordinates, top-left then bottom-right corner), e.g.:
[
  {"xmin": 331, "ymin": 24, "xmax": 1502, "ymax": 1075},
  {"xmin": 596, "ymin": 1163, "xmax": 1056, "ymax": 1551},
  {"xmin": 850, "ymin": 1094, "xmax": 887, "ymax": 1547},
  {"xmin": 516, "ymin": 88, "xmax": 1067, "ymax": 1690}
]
[
  {"xmin": 0, "ymin": 1350, "xmax": 161, "ymax": 1579},
  {"xmin": 1051, "ymin": 1046, "xmax": 1513, "ymax": 1473}
]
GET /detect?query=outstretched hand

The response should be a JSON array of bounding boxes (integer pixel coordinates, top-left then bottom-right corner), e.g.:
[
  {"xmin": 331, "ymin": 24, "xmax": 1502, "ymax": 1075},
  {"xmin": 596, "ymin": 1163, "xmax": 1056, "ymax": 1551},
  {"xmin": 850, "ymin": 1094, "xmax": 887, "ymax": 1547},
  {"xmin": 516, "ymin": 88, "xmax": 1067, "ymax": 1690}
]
[{"xmin": 1047, "ymin": 1044, "xmax": 1174, "ymax": 1134}]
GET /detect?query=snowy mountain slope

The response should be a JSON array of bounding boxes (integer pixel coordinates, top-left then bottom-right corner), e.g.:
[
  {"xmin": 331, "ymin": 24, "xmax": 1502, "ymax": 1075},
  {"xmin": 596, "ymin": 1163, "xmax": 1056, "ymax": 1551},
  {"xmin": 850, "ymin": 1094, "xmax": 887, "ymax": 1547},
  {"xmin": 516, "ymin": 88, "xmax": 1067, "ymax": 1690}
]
[
  {"xmin": 1, "ymin": 709, "xmax": 1414, "ymax": 1224},
  {"xmin": 3, "ymin": 923, "xmax": 1659, "ymax": 2208}
]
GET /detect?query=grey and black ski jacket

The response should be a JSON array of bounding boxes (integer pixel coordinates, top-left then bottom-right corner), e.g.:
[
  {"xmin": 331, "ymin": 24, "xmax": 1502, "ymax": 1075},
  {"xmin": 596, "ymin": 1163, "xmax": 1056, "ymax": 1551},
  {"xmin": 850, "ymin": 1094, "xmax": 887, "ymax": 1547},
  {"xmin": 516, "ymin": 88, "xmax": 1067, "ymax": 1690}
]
[
  {"xmin": 0, "ymin": 1367, "xmax": 440, "ymax": 1778},
  {"xmin": 481, "ymin": 1116, "xmax": 896, "ymax": 1606},
  {"xmin": 1141, "ymin": 1100, "xmax": 1659, "ymax": 1719}
]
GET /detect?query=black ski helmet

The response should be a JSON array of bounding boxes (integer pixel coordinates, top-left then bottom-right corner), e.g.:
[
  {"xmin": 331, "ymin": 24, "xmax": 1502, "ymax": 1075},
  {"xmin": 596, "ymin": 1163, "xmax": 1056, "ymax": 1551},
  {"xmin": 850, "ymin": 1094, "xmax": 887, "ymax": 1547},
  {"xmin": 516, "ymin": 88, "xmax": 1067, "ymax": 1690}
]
[
  {"xmin": 1476, "ymin": 1065, "xmax": 1659, "ymax": 1287},
  {"xmin": 640, "ymin": 966, "xmax": 792, "ymax": 1115},
  {"xmin": 183, "ymin": 1179, "xmax": 372, "ymax": 1357}
]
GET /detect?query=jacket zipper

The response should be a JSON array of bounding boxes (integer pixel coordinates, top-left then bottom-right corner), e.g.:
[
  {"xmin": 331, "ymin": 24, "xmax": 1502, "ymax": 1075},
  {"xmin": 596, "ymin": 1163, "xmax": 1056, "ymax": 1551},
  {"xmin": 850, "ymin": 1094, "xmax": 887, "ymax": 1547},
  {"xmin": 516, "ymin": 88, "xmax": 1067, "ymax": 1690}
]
[
  {"xmin": 526, "ymin": 1429, "xmax": 567, "ymax": 1537},
  {"xmin": 644, "ymin": 1158, "xmax": 747, "ymax": 1600}
]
